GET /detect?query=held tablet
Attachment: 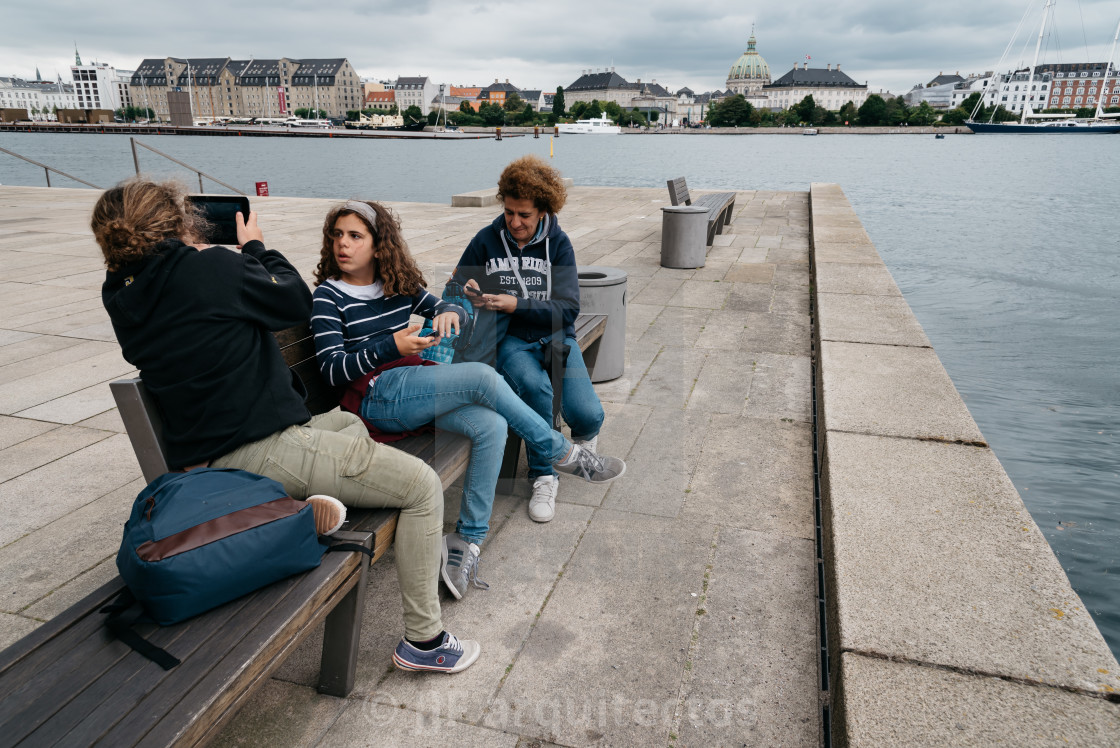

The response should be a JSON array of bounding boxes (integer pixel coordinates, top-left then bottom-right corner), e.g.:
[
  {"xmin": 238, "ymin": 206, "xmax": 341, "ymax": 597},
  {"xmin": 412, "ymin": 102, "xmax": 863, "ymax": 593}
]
[{"xmin": 189, "ymin": 195, "xmax": 251, "ymax": 246}]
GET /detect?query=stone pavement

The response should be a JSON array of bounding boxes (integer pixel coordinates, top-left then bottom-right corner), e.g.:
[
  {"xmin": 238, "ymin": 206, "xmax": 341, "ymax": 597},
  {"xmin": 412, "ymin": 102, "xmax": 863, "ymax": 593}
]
[{"xmin": 0, "ymin": 184, "xmax": 819, "ymax": 746}]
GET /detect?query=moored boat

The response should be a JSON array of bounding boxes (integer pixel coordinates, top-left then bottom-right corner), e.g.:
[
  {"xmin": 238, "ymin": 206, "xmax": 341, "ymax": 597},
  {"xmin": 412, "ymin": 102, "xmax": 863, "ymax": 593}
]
[
  {"xmin": 967, "ymin": 1, "xmax": 1120, "ymax": 134},
  {"xmin": 556, "ymin": 113, "xmax": 621, "ymax": 135}
]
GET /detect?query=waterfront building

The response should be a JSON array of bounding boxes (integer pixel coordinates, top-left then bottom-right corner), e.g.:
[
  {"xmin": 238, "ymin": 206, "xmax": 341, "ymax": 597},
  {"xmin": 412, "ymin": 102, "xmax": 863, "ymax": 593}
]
[
  {"xmin": 726, "ymin": 33, "xmax": 771, "ymax": 96},
  {"xmin": 1038, "ymin": 62, "xmax": 1119, "ymax": 110},
  {"xmin": 904, "ymin": 73, "xmax": 965, "ymax": 111},
  {"xmin": 394, "ymin": 76, "xmax": 437, "ymax": 114},
  {"xmin": 478, "ymin": 79, "xmax": 521, "ymax": 108},
  {"xmin": 71, "ymin": 48, "xmax": 132, "ymax": 113},
  {"xmin": 947, "ymin": 73, "xmax": 994, "ymax": 111},
  {"xmin": 563, "ymin": 68, "xmax": 637, "ymax": 108},
  {"xmin": 0, "ymin": 76, "xmax": 77, "ymax": 120},
  {"xmin": 364, "ymin": 90, "xmax": 396, "ymax": 111},
  {"xmin": 762, "ymin": 63, "xmax": 868, "ymax": 111},
  {"xmin": 518, "ymin": 90, "xmax": 543, "ymax": 111},
  {"xmin": 129, "ymin": 57, "xmax": 361, "ymax": 122},
  {"xmin": 563, "ymin": 69, "xmax": 684, "ymax": 121},
  {"xmin": 982, "ymin": 68, "xmax": 1052, "ymax": 114}
]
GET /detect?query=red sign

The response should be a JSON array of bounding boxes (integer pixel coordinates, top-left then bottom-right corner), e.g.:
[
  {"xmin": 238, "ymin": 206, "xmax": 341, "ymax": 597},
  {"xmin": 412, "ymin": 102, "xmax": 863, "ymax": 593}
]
[
  {"xmin": 255, "ymin": 181, "xmax": 269, "ymax": 197},
  {"xmin": 278, "ymin": 86, "xmax": 286, "ymax": 115}
]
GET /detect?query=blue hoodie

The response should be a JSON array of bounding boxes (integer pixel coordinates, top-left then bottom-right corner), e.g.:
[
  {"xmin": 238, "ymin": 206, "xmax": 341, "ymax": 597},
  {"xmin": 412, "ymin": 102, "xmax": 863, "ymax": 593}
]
[{"xmin": 451, "ymin": 213, "xmax": 579, "ymax": 341}]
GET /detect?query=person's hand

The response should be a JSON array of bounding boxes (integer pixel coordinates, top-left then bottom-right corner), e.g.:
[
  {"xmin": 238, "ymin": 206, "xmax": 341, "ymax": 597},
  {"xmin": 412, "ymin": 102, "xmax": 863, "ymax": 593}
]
[
  {"xmin": 393, "ymin": 323, "xmax": 438, "ymax": 355},
  {"xmin": 464, "ymin": 279, "xmax": 482, "ymax": 294},
  {"xmin": 479, "ymin": 293, "xmax": 517, "ymax": 314},
  {"xmin": 236, "ymin": 211, "xmax": 264, "ymax": 248},
  {"xmin": 431, "ymin": 311, "xmax": 460, "ymax": 337}
]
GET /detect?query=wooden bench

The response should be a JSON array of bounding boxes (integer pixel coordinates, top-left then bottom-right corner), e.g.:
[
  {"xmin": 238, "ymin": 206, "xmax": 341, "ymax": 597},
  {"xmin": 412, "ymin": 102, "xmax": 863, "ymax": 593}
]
[
  {"xmin": 666, "ymin": 177, "xmax": 736, "ymax": 247},
  {"xmin": 0, "ymin": 307, "xmax": 606, "ymax": 745},
  {"xmin": 0, "ymin": 323, "xmax": 474, "ymax": 747}
]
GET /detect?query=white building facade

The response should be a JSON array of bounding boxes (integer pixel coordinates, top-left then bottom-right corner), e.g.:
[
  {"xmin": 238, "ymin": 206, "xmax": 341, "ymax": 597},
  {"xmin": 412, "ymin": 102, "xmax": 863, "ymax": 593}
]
[
  {"xmin": 762, "ymin": 63, "xmax": 868, "ymax": 111},
  {"xmin": 394, "ymin": 76, "xmax": 437, "ymax": 114},
  {"xmin": 0, "ymin": 77, "xmax": 77, "ymax": 119},
  {"xmin": 71, "ymin": 50, "xmax": 132, "ymax": 112}
]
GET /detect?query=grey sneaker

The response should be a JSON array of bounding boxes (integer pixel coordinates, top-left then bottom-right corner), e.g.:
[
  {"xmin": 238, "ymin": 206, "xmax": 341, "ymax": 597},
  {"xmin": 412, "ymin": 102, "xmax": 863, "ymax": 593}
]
[
  {"xmin": 555, "ymin": 443, "xmax": 626, "ymax": 484},
  {"xmin": 573, "ymin": 435, "xmax": 599, "ymax": 455},
  {"xmin": 528, "ymin": 475, "xmax": 558, "ymax": 522},
  {"xmin": 441, "ymin": 533, "xmax": 489, "ymax": 600}
]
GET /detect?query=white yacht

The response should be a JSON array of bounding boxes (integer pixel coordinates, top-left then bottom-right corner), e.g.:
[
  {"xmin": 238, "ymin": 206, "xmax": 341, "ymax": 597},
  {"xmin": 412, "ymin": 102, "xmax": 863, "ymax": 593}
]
[{"xmin": 557, "ymin": 113, "xmax": 621, "ymax": 134}]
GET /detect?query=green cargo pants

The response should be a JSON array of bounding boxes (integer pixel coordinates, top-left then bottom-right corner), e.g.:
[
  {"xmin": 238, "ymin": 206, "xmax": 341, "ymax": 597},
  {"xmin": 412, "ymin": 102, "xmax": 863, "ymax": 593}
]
[{"xmin": 213, "ymin": 410, "xmax": 444, "ymax": 641}]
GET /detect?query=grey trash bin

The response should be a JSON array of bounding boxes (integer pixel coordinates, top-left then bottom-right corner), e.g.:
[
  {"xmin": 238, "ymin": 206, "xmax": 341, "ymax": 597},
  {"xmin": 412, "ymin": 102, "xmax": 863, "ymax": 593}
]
[
  {"xmin": 577, "ymin": 266, "xmax": 627, "ymax": 383},
  {"xmin": 660, "ymin": 205, "xmax": 708, "ymax": 269}
]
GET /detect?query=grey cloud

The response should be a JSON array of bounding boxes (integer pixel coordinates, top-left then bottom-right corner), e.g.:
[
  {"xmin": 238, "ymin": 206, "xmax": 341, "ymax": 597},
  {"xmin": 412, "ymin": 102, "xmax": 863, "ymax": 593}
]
[{"xmin": 3, "ymin": 0, "xmax": 1117, "ymax": 100}]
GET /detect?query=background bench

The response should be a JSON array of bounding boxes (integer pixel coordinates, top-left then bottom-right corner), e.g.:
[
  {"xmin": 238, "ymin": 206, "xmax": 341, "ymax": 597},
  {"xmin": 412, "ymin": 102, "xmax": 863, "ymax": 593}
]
[{"xmin": 666, "ymin": 177, "xmax": 736, "ymax": 247}]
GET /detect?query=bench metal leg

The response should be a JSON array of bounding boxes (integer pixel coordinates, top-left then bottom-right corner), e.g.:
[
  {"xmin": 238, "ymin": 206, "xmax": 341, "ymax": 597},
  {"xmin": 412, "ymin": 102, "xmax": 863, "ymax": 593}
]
[
  {"xmin": 317, "ymin": 531, "xmax": 372, "ymax": 697},
  {"xmin": 498, "ymin": 431, "xmax": 522, "ymax": 494}
]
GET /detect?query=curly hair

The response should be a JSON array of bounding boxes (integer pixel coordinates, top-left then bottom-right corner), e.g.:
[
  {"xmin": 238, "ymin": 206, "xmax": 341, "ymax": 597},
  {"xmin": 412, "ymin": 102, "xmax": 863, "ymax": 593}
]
[
  {"xmin": 497, "ymin": 155, "xmax": 567, "ymax": 214},
  {"xmin": 91, "ymin": 178, "xmax": 209, "ymax": 271},
  {"xmin": 313, "ymin": 201, "xmax": 427, "ymax": 295}
]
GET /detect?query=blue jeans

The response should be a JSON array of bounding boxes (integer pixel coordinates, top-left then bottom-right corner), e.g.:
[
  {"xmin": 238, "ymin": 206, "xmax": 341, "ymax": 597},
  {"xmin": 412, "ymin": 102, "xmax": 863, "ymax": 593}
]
[
  {"xmin": 360, "ymin": 362, "xmax": 571, "ymax": 544},
  {"xmin": 497, "ymin": 334, "xmax": 605, "ymax": 480}
]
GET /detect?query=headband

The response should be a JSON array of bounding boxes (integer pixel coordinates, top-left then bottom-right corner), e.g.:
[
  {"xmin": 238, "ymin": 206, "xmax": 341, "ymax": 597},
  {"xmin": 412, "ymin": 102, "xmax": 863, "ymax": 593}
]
[{"xmin": 342, "ymin": 201, "xmax": 378, "ymax": 232}]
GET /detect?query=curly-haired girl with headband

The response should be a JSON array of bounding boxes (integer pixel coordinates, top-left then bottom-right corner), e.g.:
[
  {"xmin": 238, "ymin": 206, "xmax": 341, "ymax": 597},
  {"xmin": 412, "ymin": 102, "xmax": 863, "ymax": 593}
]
[{"xmin": 310, "ymin": 200, "xmax": 626, "ymax": 603}]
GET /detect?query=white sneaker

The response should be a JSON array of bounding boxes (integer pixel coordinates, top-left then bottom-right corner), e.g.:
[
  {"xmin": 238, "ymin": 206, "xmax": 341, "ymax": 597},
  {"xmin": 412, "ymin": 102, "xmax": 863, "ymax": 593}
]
[
  {"xmin": 528, "ymin": 475, "xmax": 558, "ymax": 523},
  {"xmin": 574, "ymin": 435, "xmax": 598, "ymax": 454}
]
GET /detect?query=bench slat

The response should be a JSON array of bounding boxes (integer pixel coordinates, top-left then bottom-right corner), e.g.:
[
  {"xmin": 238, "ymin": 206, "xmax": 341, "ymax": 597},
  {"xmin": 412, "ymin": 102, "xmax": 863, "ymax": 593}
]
[
  {"xmin": 132, "ymin": 554, "xmax": 363, "ymax": 747},
  {"xmin": 80, "ymin": 547, "xmax": 363, "ymax": 747}
]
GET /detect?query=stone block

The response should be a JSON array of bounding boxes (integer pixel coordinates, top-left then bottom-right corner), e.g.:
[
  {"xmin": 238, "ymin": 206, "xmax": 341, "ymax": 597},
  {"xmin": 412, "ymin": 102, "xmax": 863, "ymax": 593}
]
[
  {"xmin": 724, "ymin": 263, "xmax": 775, "ymax": 284},
  {"xmin": 820, "ymin": 340, "xmax": 984, "ymax": 443},
  {"xmin": 812, "ymin": 241, "xmax": 882, "ymax": 264},
  {"xmin": 483, "ymin": 510, "xmax": 716, "ymax": 746},
  {"xmin": 675, "ymin": 528, "xmax": 819, "ymax": 747},
  {"xmin": 825, "ymin": 433, "xmax": 1120, "ymax": 693},
  {"xmin": 745, "ymin": 353, "xmax": 813, "ymax": 424},
  {"xmin": 815, "ymin": 262, "xmax": 902, "ymax": 297},
  {"xmin": 684, "ymin": 416, "xmax": 815, "ymax": 539},
  {"xmin": 817, "ymin": 292, "xmax": 931, "ymax": 347},
  {"xmin": 451, "ymin": 189, "xmax": 498, "ymax": 208},
  {"xmin": 838, "ymin": 653, "xmax": 1120, "ymax": 747},
  {"xmin": 602, "ymin": 406, "xmax": 710, "ymax": 518},
  {"xmin": 211, "ymin": 679, "xmax": 350, "ymax": 748}
]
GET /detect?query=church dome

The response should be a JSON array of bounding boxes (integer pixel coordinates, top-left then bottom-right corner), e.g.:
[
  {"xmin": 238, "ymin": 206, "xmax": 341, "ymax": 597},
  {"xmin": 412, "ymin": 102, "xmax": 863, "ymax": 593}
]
[{"xmin": 728, "ymin": 35, "xmax": 770, "ymax": 83}]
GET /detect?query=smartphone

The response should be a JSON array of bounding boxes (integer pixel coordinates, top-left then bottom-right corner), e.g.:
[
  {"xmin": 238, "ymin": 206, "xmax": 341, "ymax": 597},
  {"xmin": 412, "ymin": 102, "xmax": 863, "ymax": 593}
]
[
  {"xmin": 462, "ymin": 285, "xmax": 483, "ymax": 298},
  {"xmin": 189, "ymin": 195, "xmax": 250, "ymax": 246}
]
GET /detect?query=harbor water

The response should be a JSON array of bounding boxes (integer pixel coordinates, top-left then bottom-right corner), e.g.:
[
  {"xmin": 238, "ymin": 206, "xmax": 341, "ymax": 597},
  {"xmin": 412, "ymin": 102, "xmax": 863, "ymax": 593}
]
[{"xmin": 2, "ymin": 131, "xmax": 1117, "ymax": 657}]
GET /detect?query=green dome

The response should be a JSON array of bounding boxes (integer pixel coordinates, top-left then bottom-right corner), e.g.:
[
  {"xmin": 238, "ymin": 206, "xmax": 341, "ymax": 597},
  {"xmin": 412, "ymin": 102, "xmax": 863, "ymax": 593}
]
[{"xmin": 728, "ymin": 35, "xmax": 770, "ymax": 82}]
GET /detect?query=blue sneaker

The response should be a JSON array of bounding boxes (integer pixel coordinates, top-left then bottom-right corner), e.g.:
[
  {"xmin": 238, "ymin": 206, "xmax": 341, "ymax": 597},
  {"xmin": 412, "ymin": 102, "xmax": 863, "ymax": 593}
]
[{"xmin": 392, "ymin": 632, "xmax": 480, "ymax": 674}]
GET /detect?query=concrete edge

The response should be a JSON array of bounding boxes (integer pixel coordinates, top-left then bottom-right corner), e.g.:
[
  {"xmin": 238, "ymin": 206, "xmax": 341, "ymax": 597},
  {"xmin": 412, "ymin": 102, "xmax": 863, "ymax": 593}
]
[
  {"xmin": 451, "ymin": 178, "xmax": 575, "ymax": 207},
  {"xmin": 808, "ymin": 182, "xmax": 1120, "ymax": 746}
]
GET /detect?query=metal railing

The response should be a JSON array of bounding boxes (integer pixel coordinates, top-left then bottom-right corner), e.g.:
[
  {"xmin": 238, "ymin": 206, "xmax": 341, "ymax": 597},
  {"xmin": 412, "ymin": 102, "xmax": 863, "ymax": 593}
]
[
  {"xmin": 130, "ymin": 138, "xmax": 245, "ymax": 195},
  {"xmin": 0, "ymin": 145, "xmax": 101, "ymax": 189}
]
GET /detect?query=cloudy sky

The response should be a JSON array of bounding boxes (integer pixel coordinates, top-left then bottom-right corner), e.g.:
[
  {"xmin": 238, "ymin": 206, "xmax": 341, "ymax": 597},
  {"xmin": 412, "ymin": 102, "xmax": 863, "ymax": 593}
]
[{"xmin": 4, "ymin": 0, "xmax": 1118, "ymax": 96}]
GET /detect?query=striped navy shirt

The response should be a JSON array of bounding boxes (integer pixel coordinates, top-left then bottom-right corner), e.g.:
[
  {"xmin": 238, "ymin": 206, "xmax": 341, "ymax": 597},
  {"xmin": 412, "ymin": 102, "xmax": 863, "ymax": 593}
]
[{"xmin": 311, "ymin": 279, "xmax": 465, "ymax": 386}]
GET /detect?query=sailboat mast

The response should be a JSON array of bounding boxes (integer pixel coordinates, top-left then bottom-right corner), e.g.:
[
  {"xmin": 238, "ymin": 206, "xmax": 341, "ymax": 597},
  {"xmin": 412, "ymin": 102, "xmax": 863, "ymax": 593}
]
[
  {"xmin": 1022, "ymin": 0, "xmax": 1052, "ymax": 125},
  {"xmin": 1098, "ymin": 18, "xmax": 1120, "ymax": 120}
]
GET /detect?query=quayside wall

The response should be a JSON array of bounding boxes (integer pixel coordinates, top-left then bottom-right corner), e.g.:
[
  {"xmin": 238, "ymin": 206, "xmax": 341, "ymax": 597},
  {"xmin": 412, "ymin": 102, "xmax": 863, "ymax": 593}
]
[{"xmin": 809, "ymin": 183, "xmax": 1120, "ymax": 745}]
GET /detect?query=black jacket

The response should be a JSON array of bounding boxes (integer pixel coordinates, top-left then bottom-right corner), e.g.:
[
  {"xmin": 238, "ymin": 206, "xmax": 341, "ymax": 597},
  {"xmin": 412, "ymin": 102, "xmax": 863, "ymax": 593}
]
[{"xmin": 102, "ymin": 239, "xmax": 313, "ymax": 468}]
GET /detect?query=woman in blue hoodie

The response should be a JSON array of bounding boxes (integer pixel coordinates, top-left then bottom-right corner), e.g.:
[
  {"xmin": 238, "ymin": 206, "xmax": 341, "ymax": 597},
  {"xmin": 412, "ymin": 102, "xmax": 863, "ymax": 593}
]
[{"xmin": 451, "ymin": 156, "xmax": 611, "ymax": 524}]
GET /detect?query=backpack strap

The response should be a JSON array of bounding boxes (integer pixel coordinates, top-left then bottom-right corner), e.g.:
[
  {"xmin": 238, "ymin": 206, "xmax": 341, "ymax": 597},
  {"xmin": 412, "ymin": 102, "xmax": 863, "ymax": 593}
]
[{"xmin": 100, "ymin": 589, "xmax": 181, "ymax": 670}]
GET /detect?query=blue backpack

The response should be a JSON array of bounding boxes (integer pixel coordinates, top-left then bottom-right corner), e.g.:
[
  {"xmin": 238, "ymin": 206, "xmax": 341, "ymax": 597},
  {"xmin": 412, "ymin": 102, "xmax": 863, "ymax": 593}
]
[{"xmin": 115, "ymin": 468, "xmax": 327, "ymax": 627}]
